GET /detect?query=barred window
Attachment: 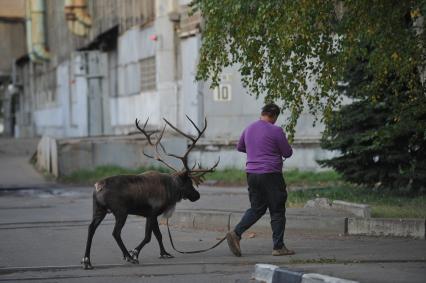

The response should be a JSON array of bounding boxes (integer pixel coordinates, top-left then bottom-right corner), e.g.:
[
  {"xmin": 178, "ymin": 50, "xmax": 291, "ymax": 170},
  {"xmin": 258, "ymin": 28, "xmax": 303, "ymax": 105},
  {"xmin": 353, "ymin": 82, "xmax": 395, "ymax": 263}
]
[{"xmin": 140, "ymin": 56, "xmax": 156, "ymax": 92}]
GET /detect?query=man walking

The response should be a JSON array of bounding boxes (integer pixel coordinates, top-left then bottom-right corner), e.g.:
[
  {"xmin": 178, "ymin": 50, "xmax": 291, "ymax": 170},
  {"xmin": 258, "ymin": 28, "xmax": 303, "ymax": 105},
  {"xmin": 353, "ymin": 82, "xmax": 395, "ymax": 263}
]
[{"xmin": 226, "ymin": 103, "xmax": 295, "ymax": 256}]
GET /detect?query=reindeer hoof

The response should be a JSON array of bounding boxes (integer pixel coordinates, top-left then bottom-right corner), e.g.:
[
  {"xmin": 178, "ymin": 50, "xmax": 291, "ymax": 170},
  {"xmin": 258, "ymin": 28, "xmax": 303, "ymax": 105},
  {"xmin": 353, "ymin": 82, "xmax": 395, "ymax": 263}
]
[
  {"xmin": 159, "ymin": 252, "xmax": 174, "ymax": 259},
  {"xmin": 81, "ymin": 257, "xmax": 94, "ymax": 270},
  {"xmin": 128, "ymin": 249, "xmax": 139, "ymax": 260},
  {"xmin": 124, "ymin": 255, "xmax": 139, "ymax": 264}
]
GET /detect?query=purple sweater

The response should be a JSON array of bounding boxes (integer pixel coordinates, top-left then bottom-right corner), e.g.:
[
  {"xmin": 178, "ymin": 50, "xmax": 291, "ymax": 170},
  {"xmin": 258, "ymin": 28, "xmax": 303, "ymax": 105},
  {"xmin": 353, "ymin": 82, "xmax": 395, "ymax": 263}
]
[{"xmin": 237, "ymin": 120, "xmax": 293, "ymax": 173}]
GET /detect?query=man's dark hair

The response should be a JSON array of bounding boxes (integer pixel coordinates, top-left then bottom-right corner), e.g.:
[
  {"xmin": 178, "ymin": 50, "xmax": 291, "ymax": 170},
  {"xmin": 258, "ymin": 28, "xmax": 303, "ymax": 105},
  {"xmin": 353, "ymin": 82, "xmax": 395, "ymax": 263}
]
[{"xmin": 261, "ymin": 103, "xmax": 280, "ymax": 117}]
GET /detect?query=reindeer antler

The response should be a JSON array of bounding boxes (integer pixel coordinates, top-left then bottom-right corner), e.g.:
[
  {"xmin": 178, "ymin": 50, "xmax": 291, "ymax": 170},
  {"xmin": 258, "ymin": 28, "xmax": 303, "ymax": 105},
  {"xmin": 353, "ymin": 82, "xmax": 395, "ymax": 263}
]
[
  {"xmin": 163, "ymin": 116, "xmax": 207, "ymax": 172},
  {"xmin": 163, "ymin": 116, "xmax": 220, "ymax": 184},
  {"xmin": 188, "ymin": 158, "xmax": 220, "ymax": 186},
  {"xmin": 135, "ymin": 117, "xmax": 220, "ymax": 185},
  {"xmin": 135, "ymin": 119, "xmax": 178, "ymax": 172}
]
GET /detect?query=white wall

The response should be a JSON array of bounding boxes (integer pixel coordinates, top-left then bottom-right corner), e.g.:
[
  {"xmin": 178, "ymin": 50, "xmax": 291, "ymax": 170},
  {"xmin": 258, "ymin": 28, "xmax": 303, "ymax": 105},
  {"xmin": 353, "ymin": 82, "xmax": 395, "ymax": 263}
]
[
  {"xmin": 117, "ymin": 26, "xmax": 155, "ymax": 97},
  {"xmin": 68, "ymin": 53, "xmax": 89, "ymax": 137},
  {"xmin": 111, "ymin": 2, "xmax": 181, "ymax": 134},
  {"xmin": 33, "ymin": 61, "xmax": 68, "ymax": 138},
  {"xmin": 110, "ymin": 90, "xmax": 160, "ymax": 134},
  {"xmin": 155, "ymin": 0, "xmax": 179, "ymax": 126},
  {"xmin": 110, "ymin": 25, "xmax": 164, "ymax": 133},
  {"xmin": 179, "ymin": 35, "xmax": 201, "ymax": 135}
]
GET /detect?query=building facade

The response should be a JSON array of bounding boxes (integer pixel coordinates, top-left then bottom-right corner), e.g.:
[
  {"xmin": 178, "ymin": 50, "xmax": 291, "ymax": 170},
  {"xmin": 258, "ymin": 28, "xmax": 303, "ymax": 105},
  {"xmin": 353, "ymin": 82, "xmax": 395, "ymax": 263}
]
[
  {"xmin": 0, "ymin": 0, "xmax": 27, "ymax": 136},
  {"xmin": 3, "ymin": 0, "xmax": 334, "ymax": 171}
]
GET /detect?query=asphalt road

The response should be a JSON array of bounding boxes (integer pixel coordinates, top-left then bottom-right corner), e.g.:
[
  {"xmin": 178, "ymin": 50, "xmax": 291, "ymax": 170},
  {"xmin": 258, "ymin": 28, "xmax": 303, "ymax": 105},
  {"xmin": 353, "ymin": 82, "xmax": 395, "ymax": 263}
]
[{"xmin": 0, "ymin": 186, "xmax": 425, "ymax": 283}]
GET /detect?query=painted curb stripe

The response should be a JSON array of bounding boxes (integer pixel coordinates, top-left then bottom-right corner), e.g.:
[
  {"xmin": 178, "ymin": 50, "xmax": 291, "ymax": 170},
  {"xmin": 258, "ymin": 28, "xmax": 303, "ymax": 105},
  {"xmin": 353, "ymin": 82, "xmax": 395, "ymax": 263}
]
[{"xmin": 253, "ymin": 263, "xmax": 360, "ymax": 283}]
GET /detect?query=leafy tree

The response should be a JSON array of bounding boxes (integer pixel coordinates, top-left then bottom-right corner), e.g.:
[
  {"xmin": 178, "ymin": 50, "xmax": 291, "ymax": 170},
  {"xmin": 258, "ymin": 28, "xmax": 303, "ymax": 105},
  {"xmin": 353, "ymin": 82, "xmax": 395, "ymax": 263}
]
[{"xmin": 191, "ymin": 0, "xmax": 426, "ymax": 139}]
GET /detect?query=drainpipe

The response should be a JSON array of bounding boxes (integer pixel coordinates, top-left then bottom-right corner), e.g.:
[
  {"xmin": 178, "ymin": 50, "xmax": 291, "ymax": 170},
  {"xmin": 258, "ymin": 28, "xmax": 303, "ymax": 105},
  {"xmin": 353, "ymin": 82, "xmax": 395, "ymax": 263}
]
[
  {"xmin": 30, "ymin": 0, "xmax": 50, "ymax": 61},
  {"xmin": 25, "ymin": 1, "xmax": 37, "ymax": 62}
]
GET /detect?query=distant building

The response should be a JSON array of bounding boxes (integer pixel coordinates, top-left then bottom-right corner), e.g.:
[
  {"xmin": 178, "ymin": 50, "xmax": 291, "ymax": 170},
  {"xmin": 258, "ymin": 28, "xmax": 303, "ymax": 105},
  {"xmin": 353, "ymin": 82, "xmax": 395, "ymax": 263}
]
[
  {"xmin": 0, "ymin": 0, "xmax": 27, "ymax": 136},
  {"xmin": 1, "ymin": 0, "xmax": 334, "ymax": 171}
]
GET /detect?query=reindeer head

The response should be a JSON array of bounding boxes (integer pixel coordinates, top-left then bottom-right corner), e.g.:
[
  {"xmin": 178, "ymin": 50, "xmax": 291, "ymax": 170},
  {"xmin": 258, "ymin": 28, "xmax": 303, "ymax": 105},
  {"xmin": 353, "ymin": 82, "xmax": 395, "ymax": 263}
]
[
  {"xmin": 135, "ymin": 116, "xmax": 219, "ymax": 201},
  {"xmin": 174, "ymin": 171, "xmax": 200, "ymax": 202}
]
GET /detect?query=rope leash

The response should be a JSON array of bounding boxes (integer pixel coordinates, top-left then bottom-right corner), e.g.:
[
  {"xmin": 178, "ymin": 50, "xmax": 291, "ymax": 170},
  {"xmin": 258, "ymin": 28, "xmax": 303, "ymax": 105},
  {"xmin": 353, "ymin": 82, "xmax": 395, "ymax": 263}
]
[{"xmin": 166, "ymin": 218, "xmax": 227, "ymax": 254}]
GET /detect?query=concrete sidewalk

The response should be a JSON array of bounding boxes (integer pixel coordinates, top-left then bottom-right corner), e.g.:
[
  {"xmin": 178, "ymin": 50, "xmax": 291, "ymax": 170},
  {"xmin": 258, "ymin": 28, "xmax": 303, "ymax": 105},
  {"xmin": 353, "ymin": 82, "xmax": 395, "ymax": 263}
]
[{"xmin": 0, "ymin": 137, "xmax": 54, "ymax": 189}]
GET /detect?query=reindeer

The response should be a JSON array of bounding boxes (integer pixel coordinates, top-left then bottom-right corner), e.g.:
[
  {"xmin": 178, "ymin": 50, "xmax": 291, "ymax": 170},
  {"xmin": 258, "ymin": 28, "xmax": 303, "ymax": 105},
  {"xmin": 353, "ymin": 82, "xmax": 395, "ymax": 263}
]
[{"xmin": 81, "ymin": 116, "xmax": 219, "ymax": 270}]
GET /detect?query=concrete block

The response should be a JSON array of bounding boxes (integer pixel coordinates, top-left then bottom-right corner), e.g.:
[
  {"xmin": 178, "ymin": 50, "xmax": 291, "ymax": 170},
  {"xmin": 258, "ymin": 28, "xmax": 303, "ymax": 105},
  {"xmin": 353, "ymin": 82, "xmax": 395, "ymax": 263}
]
[
  {"xmin": 253, "ymin": 264, "xmax": 278, "ymax": 283},
  {"xmin": 347, "ymin": 218, "xmax": 426, "ymax": 239},
  {"xmin": 36, "ymin": 136, "xmax": 51, "ymax": 173},
  {"xmin": 287, "ymin": 215, "xmax": 346, "ymax": 234},
  {"xmin": 167, "ymin": 210, "xmax": 231, "ymax": 231},
  {"xmin": 169, "ymin": 210, "xmax": 344, "ymax": 235},
  {"xmin": 193, "ymin": 211, "xmax": 230, "ymax": 231},
  {"xmin": 253, "ymin": 265, "xmax": 358, "ymax": 283},
  {"xmin": 272, "ymin": 268, "xmax": 303, "ymax": 283},
  {"xmin": 53, "ymin": 135, "xmax": 186, "ymax": 176},
  {"xmin": 58, "ymin": 140, "xmax": 96, "ymax": 175},
  {"xmin": 166, "ymin": 211, "xmax": 195, "ymax": 229},
  {"xmin": 36, "ymin": 136, "xmax": 58, "ymax": 176},
  {"xmin": 332, "ymin": 200, "xmax": 371, "ymax": 218},
  {"xmin": 304, "ymin": 198, "xmax": 371, "ymax": 218},
  {"xmin": 302, "ymin": 273, "xmax": 358, "ymax": 283},
  {"xmin": 49, "ymin": 137, "xmax": 58, "ymax": 176},
  {"xmin": 229, "ymin": 212, "xmax": 346, "ymax": 234},
  {"xmin": 304, "ymin": 198, "xmax": 332, "ymax": 209}
]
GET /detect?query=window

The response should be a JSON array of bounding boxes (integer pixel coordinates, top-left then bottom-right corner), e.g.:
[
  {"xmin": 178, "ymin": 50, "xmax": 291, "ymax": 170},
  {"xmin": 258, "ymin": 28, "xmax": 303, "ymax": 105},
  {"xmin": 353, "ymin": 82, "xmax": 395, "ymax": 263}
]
[{"xmin": 139, "ymin": 56, "xmax": 156, "ymax": 92}]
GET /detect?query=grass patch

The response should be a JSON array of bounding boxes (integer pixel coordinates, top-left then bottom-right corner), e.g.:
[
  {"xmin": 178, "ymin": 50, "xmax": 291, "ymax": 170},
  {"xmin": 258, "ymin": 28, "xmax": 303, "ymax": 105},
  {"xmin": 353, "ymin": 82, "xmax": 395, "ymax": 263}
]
[
  {"xmin": 284, "ymin": 169, "xmax": 342, "ymax": 186},
  {"xmin": 205, "ymin": 168, "xmax": 246, "ymax": 186},
  {"xmin": 60, "ymin": 166, "xmax": 341, "ymax": 188},
  {"xmin": 205, "ymin": 168, "xmax": 342, "ymax": 187},
  {"xmin": 287, "ymin": 185, "xmax": 426, "ymax": 218}
]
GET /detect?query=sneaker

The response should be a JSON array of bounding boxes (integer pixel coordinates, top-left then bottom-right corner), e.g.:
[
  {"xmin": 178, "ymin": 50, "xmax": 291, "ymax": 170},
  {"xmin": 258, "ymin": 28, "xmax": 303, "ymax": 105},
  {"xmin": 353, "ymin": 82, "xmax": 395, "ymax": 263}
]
[
  {"xmin": 226, "ymin": 231, "xmax": 241, "ymax": 257},
  {"xmin": 272, "ymin": 246, "xmax": 295, "ymax": 256}
]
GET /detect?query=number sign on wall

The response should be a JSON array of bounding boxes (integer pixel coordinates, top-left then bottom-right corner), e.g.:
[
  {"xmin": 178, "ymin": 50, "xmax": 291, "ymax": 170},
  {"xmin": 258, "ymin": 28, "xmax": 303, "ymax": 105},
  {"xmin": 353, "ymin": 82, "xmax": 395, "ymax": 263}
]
[{"xmin": 213, "ymin": 84, "xmax": 232, "ymax": 102}]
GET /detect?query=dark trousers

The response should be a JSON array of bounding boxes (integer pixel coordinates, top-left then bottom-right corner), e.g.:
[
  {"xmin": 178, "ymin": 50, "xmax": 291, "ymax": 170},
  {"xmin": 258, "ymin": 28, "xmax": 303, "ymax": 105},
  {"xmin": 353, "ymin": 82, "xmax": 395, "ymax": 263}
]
[{"xmin": 234, "ymin": 172, "xmax": 287, "ymax": 250}]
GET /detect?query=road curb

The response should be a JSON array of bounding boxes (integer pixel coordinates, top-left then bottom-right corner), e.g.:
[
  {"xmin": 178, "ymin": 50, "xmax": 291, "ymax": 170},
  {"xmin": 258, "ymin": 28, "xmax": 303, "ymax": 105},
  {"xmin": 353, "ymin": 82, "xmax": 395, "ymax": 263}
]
[
  {"xmin": 346, "ymin": 217, "xmax": 426, "ymax": 239},
  {"xmin": 304, "ymin": 198, "xmax": 371, "ymax": 218},
  {"xmin": 167, "ymin": 211, "xmax": 426, "ymax": 239},
  {"xmin": 165, "ymin": 210, "xmax": 346, "ymax": 233},
  {"xmin": 253, "ymin": 263, "xmax": 359, "ymax": 283}
]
